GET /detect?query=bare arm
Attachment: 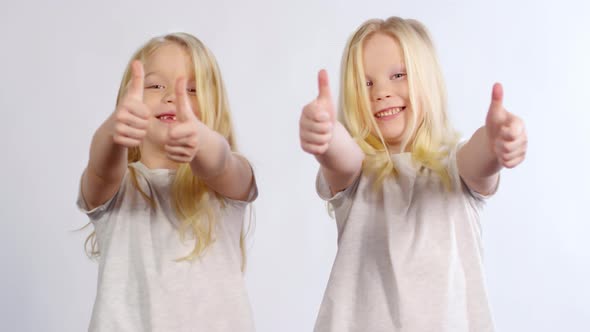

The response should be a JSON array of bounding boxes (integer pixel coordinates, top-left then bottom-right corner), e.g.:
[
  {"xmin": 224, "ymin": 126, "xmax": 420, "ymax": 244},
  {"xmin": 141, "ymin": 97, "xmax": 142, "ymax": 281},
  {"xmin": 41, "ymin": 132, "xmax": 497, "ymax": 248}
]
[
  {"xmin": 190, "ymin": 126, "xmax": 254, "ymax": 201},
  {"xmin": 300, "ymin": 70, "xmax": 364, "ymax": 195},
  {"xmin": 317, "ymin": 122, "xmax": 364, "ymax": 195},
  {"xmin": 165, "ymin": 78, "xmax": 254, "ymax": 201},
  {"xmin": 81, "ymin": 61, "xmax": 149, "ymax": 209},
  {"xmin": 81, "ymin": 116, "xmax": 129, "ymax": 210}
]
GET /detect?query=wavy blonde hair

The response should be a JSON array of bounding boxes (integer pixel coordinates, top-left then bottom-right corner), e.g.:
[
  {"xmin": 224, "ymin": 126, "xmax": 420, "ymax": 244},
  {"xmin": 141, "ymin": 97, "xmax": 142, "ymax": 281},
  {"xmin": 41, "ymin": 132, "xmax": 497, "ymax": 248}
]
[
  {"xmin": 86, "ymin": 33, "xmax": 251, "ymax": 269},
  {"xmin": 340, "ymin": 17, "xmax": 459, "ymax": 188}
]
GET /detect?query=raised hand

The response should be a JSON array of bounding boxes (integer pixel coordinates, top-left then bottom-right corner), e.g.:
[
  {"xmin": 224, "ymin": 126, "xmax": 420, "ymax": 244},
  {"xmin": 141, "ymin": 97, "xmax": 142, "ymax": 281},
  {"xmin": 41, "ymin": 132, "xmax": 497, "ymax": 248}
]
[
  {"xmin": 300, "ymin": 69, "xmax": 337, "ymax": 155},
  {"xmin": 165, "ymin": 77, "xmax": 202, "ymax": 163},
  {"xmin": 485, "ymin": 83, "xmax": 527, "ymax": 168},
  {"xmin": 112, "ymin": 60, "xmax": 150, "ymax": 147}
]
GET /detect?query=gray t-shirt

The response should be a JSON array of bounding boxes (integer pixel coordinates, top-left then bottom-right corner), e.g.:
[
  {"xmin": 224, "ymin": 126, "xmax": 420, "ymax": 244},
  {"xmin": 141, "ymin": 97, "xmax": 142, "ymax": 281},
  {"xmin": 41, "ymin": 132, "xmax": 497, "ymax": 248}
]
[
  {"xmin": 314, "ymin": 146, "xmax": 496, "ymax": 332},
  {"xmin": 77, "ymin": 162, "xmax": 257, "ymax": 332}
]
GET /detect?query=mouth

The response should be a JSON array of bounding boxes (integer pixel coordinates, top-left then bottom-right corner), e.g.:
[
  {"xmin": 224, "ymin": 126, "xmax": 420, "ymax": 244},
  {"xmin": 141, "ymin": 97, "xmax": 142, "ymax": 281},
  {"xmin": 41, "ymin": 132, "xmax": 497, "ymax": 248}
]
[
  {"xmin": 156, "ymin": 113, "xmax": 176, "ymax": 123},
  {"xmin": 374, "ymin": 106, "xmax": 405, "ymax": 120}
]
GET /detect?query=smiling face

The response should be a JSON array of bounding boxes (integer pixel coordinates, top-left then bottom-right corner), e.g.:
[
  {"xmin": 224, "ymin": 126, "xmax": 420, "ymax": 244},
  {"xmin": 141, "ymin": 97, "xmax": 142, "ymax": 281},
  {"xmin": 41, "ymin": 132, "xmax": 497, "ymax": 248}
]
[
  {"xmin": 141, "ymin": 42, "xmax": 199, "ymax": 148},
  {"xmin": 362, "ymin": 32, "xmax": 420, "ymax": 152}
]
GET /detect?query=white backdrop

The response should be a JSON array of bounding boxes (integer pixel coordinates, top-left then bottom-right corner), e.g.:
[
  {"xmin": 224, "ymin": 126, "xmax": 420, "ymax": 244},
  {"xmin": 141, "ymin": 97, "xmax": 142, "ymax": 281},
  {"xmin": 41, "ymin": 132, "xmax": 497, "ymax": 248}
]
[{"xmin": 1, "ymin": 0, "xmax": 589, "ymax": 331}]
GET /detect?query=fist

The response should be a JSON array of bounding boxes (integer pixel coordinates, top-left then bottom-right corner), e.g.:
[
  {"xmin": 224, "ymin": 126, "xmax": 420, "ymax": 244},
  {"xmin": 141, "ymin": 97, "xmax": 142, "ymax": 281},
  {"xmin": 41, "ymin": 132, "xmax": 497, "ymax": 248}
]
[
  {"xmin": 485, "ymin": 83, "xmax": 527, "ymax": 168},
  {"xmin": 164, "ymin": 77, "xmax": 202, "ymax": 163},
  {"xmin": 300, "ymin": 69, "xmax": 336, "ymax": 155},
  {"xmin": 112, "ymin": 60, "xmax": 149, "ymax": 147}
]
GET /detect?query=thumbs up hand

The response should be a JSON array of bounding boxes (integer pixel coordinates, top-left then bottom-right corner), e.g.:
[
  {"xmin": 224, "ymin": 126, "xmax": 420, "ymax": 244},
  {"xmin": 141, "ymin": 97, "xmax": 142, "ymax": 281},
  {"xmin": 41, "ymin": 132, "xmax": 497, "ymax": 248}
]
[
  {"xmin": 164, "ymin": 77, "xmax": 203, "ymax": 163},
  {"xmin": 485, "ymin": 83, "xmax": 527, "ymax": 169},
  {"xmin": 112, "ymin": 60, "xmax": 150, "ymax": 147},
  {"xmin": 300, "ymin": 69, "xmax": 337, "ymax": 155}
]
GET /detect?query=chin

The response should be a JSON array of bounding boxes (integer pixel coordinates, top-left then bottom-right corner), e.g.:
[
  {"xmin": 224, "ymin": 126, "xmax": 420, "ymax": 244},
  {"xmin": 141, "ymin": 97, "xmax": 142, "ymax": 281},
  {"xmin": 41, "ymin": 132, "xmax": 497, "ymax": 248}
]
[{"xmin": 379, "ymin": 129, "xmax": 405, "ymax": 142}]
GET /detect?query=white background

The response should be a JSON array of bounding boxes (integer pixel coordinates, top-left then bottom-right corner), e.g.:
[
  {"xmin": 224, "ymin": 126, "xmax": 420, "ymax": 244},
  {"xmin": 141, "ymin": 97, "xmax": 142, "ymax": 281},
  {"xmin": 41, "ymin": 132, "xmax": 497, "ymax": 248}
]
[{"xmin": 1, "ymin": 0, "xmax": 589, "ymax": 331}]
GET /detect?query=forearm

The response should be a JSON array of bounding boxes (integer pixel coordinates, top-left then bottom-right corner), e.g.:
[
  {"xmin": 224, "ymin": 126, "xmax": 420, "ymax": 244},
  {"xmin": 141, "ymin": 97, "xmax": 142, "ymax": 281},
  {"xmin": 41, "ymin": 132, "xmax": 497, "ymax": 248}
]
[
  {"xmin": 317, "ymin": 122, "xmax": 364, "ymax": 194},
  {"xmin": 81, "ymin": 115, "xmax": 129, "ymax": 209},
  {"xmin": 189, "ymin": 126, "xmax": 253, "ymax": 200},
  {"xmin": 457, "ymin": 126, "xmax": 501, "ymax": 194},
  {"xmin": 87, "ymin": 115, "xmax": 128, "ymax": 183},
  {"xmin": 189, "ymin": 125, "xmax": 232, "ymax": 179}
]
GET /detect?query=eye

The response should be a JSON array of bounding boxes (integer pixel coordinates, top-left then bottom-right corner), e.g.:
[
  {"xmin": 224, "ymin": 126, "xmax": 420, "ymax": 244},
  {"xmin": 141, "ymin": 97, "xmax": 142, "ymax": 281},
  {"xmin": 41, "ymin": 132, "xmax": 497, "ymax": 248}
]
[
  {"xmin": 187, "ymin": 88, "xmax": 197, "ymax": 95},
  {"xmin": 365, "ymin": 80, "xmax": 373, "ymax": 87},
  {"xmin": 391, "ymin": 73, "xmax": 407, "ymax": 80},
  {"xmin": 146, "ymin": 84, "xmax": 165, "ymax": 90}
]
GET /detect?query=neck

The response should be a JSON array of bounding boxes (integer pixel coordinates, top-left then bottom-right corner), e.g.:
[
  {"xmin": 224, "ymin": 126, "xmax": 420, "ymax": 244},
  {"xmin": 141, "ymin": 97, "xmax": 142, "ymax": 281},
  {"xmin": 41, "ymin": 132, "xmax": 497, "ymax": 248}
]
[{"xmin": 387, "ymin": 142, "xmax": 402, "ymax": 154}]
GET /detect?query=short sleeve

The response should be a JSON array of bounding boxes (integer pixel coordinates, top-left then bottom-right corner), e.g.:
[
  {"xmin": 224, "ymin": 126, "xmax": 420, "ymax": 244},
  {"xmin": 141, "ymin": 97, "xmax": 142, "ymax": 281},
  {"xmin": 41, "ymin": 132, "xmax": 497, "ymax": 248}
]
[
  {"xmin": 76, "ymin": 170, "xmax": 122, "ymax": 221},
  {"xmin": 315, "ymin": 168, "xmax": 361, "ymax": 221},
  {"xmin": 224, "ymin": 164, "xmax": 258, "ymax": 206},
  {"xmin": 448, "ymin": 142, "xmax": 500, "ymax": 206}
]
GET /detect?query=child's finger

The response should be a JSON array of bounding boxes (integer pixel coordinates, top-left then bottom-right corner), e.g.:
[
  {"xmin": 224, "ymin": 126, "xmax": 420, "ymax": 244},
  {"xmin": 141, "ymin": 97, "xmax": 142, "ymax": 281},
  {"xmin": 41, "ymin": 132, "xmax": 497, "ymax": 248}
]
[
  {"xmin": 114, "ymin": 123, "xmax": 146, "ymax": 140},
  {"xmin": 301, "ymin": 141, "xmax": 329, "ymax": 155},
  {"xmin": 175, "ymin": 77, "xmax": 197, "ymax": 123},
  {"xmin": 485, "ymin": 83, "xmax": 508, "ymax": 130},
  {"xmin": 168, "ymin": 123, "xmax": 197, "ymax": 141},
  {"xmin": 120, "ymin": 99, "xmax": 150, "ymax": 120},
  {"xmin": 301, "ymin": 132, "xmax": 332, "ymax": 145},
  {"xmin": 499, "ymin": 116, "xmax": 524, "ymax": 141},
  {"xmin": 495, "ymin": 135, "xmax": 527, "ymax": 155},
  {"xmin": 113, "ymin": 132, "xmax": 142, "ymax": 147},
  {"xmin": 166, "ymin": 136, "xmax": 198, "ymax": 150},
  {"xmin": 127, "ymin": 60, "xmax": 145, "ymax": 100},
  {"xmin": 500, "ymin": 147, "xmax": 527, "ymax": 164},
  {"xmin": 317, "ymin": 69, "xmax": 332, "ymax": 101},
  {"xmin": 502, "ymin": 155, "xmax": 526, "ymax": 169},
  {"xmin": 115, "ymin": 111, "xmax": 149, "ymax": 130},
  {"xmin": 165, "ymin": 144, "xmax": 191, "ymax": 156},
  {"xmin": 316, "ymin": 70, "xmax": 337, "ymax": 123},
  {"xmin": 303, "ymin": 103, "xmax": 330, "ymax": 123},
  {"xmin": 166, "ymin": 152, "xmax": 191, "ymax": 164},
  {"xmin": 301, "ymin": 118, "xmax": 333, "ymax": 135}
]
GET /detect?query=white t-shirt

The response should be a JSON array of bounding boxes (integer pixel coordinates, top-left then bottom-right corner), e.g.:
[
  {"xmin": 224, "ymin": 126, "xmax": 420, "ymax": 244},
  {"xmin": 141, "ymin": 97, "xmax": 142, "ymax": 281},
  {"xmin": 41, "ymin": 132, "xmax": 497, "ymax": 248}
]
[
  {"xmin": 314, "ymin": 146, "xmax": 497, "ymax": 332},
  {"xmin": 77, "ymin": 162, "xmax": 257, "ymax": 332}
]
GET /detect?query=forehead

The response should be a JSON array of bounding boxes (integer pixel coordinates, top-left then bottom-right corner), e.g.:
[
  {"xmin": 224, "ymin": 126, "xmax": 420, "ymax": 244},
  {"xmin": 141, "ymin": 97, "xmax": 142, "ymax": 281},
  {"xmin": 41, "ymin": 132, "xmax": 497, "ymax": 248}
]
[
  {"xmin": 144, "ymin": 42, "xmax": 194, "ymax": 75},
  {"xmin": 362, "ymin": 32, "xmax": 405, "ymax": 69}
]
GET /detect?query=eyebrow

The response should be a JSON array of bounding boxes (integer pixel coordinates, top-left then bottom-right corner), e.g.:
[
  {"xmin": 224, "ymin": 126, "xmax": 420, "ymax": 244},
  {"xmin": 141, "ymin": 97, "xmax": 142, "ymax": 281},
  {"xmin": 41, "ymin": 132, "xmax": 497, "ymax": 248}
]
[
  {"xmin": 364, "ymin": 65, "xmax": 407, "ymax": 80},
  {"xmin": 143, "ymin": 72, "xmax": 196, "ymax": 83}
]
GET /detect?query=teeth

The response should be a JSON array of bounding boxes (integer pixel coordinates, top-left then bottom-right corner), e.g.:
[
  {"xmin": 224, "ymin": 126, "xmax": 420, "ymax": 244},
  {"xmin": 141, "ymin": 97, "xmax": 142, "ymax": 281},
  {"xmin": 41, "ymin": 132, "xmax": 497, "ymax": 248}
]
[
  {"xmin": 159, "ymin": 115, "xmax": 176, "ymax": 121},
  {"xmin": 375, "ymin": 107, "xmax": 403, "ymax": 118}
]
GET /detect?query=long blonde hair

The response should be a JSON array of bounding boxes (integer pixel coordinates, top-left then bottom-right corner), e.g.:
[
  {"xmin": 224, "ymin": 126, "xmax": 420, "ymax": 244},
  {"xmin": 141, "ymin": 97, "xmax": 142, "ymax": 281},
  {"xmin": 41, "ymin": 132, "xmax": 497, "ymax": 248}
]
[
  {"xmin": 340, "ymin": 17, "xmax": 459, "ymax": 188},
  {"xmin": 86, "ymin": 33, "xmax": 250, "ymax": 269}
]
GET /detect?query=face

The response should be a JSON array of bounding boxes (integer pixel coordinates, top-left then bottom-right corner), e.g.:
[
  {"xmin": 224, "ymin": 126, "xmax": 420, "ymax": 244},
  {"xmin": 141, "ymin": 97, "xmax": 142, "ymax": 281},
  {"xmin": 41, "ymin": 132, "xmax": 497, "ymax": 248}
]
[
  {"xmin": 362, "ymin": 32, "xmax": 417, "ymax": 151},
  {"xmin": 141, "ymin": 42, "xmax": 199, "ymax": 147}
]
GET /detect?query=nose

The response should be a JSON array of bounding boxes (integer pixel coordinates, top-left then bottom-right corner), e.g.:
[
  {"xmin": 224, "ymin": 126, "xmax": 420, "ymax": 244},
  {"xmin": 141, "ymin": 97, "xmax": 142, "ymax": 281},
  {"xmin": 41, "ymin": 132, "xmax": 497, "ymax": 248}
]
[
  {"xmin": 375, "ymin": 93, "xmax": 391, "ymax": 101},
  {"xmin": 372, "ymin": 83, "xmax": 392, "ymax": 102},
  {"xmin": 163, "ymin": 89, "xmax": 176, "ymax": 104}
]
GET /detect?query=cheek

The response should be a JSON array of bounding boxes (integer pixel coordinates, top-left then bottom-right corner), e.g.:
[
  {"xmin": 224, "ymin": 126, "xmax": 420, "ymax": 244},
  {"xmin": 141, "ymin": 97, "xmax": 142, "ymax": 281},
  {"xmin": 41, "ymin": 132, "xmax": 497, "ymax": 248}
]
[
  {"xmin": 369, "ymin": 101, "xmax": 377, "ymax": 113},
  {"xmin": 190, "ymin": 101, "xmax": 201, "ymax": 119},
  {"xmin": 396, "ymin": 82, "xmax": 410, "ymax": 102},
  {"xmin": 142, "ymin": 95, "xmax": 160, "ymax": 112}
]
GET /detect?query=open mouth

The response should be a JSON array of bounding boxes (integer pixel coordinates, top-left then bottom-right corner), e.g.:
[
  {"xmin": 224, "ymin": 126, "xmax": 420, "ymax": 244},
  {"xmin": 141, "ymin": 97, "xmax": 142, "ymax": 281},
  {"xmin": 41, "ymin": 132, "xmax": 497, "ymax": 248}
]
[
  {"xmin": 374, "ymin": 107, "xmax": 405, "ymax": 119},
  {"xmin": 156, "ymin": 114, "xmax": 176, "ymax": 122}
]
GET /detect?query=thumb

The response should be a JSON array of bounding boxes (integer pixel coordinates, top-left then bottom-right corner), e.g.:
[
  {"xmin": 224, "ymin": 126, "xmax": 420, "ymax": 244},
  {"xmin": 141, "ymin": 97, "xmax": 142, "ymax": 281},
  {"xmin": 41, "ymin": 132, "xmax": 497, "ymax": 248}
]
[
  {"xmin": 316, "ymin": 69, "xmax": 336, "ymax": 122},
  {"xmin": 175, "ymin": 77, "xmax": 196, "ymax": 122},
  {"xmin": 317, "ymin": 69, "xmax": 332, "ymax": 102},
  {"xmin": 486, "ymin": 82, "xmax": 507, "ymax": 128},
  {"xmin": 127, "ymin": 60, "xmax": 144, "ymax": 100}
]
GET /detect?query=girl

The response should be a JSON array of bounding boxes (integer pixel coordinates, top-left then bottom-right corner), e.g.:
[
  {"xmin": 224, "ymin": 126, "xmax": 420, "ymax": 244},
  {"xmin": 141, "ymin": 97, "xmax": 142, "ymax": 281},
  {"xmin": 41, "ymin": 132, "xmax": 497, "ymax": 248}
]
[
  {"xmin": 299, "ymin": 17, "xmax": 527, "ymax": 331},
  {"xmin": 77, "ymin": 33, "xmax": 257, "ymax": 331}
]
